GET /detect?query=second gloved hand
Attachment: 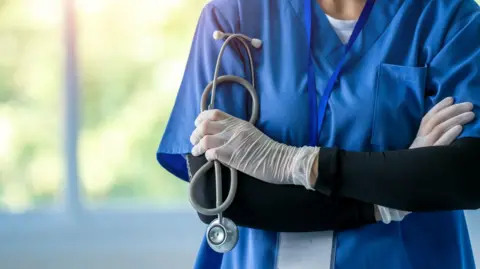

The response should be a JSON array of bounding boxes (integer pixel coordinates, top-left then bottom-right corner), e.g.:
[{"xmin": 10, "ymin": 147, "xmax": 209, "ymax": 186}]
[
  {"xmin": 376, "ymin": 96, "xmax": 475, "ymax": 224},
  {"xmin": 190, "ymin": 109, "xmax": 319, "ymax": 190}
]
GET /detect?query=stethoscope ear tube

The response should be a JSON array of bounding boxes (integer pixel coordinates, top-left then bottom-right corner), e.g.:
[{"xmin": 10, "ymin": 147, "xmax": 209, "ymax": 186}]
[{"xmin": 200, "ymin": 75, "xmax": 260, "ymax": 124}]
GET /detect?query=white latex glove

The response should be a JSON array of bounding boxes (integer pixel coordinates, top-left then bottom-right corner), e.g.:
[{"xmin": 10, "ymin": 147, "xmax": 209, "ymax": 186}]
[
  {"xmin": 376, "ymin": 96, "xmax": 475, "ymax": 224},
  {"xmin": 190, "ymin": 109, "xmax": 319, "ymax": 190},
  {"xmin": 410, "ymin": 97, "xmax": 474, "ymax": 148}
]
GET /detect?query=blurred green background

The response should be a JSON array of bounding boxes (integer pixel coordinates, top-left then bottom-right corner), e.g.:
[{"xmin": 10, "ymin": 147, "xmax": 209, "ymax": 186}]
[
  {"xmin": 0, "ymin": 0, "xmax": 209, "ymax": 211},
  {"xmin": 0, "ymin": 0, "xmax": 479, "ymax": 212}
]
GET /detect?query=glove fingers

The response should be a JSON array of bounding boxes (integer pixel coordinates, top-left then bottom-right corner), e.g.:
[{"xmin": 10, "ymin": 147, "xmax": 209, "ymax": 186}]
[
  {"xmin": 428, "ymin": 111, "xmax": 474, "ymax": 143},
  {"xmin": 190, "ymin": 120, "xmax": 226, "ymax": 145},
  {"xmin": 440, "ymin": 102, "xmax": 474, "ymax": 119},
  {"xmin": 205, "ymin": 138, "xmax": 232, "ymax": 162},
  {"xmin": 194, "ymin": 109, "xmax": 229, "ymax": 127},
  {"xmin": 418, "ymin": 102, "xmax": 473, "ymax": 136},
  {"xmin": 439, "ymin": 111, "xmax": 475, "ymax": 132},
  {"xmin": 431, "ymin": 102, "xmax": 473, "ymax": 127},
  {"xmin": 191, "ymin": 135, "xmax": 227, "ymax": 157},
  {"xmin": 422, "ymin": 97, "xmax": 453, "ymax": 123},
  {"xmin": 433, "ymin": 125, "xmax": 463, "ymax": 146}
]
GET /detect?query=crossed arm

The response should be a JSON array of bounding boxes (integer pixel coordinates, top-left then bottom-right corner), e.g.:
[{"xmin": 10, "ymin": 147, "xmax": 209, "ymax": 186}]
[
  {"xmin": 189, "ymin": 139, "xmax": 480, "ymax": 232},
  {"xmin": 188, "ymin": 99, "xmax": 480, "ymax": 232}
]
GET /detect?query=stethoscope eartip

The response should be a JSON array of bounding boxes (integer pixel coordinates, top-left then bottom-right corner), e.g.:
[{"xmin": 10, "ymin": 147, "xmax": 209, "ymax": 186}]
[
  {"xmin": 213, "ymin": 30, "xmax": 225, "ymax": 40},
  {"xmin": 251, "ymin": 38, "xmax": 262, "ymax": 49}
]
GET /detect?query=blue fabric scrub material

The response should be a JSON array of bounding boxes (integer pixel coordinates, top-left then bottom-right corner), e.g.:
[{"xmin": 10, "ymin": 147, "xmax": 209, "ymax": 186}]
[
  {"xmin": 305, "ymin": 0, "xmax": 375, "ymax": 146},
  {"xmin": 157, "ymin": 0, "xmax": 480, "ymax": 268}
]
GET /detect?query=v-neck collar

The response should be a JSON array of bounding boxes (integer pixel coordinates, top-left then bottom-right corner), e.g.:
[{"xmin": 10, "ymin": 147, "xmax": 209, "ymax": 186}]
[
  {"xmin": 312, "ymin": 1, "xmax": 344, "ymax": 58},
  {"xmin": 287, "ymin": 0, "xmax": 405, "ymax": 74}
]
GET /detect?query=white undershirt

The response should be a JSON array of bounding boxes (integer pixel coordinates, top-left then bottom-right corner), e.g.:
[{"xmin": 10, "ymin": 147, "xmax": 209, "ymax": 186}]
[{"xmin": 325, "ymin": 14, "xmax": 358, "ymax": 44}]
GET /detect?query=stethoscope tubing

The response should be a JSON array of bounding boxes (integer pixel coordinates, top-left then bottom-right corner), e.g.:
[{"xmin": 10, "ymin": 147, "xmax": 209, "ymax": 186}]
[{"xmin": 188, "ymin": 30, "xmax": 262, "ymax": 253}]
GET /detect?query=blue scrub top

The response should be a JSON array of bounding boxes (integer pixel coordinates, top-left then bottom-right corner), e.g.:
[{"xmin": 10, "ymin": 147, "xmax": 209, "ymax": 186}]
[{"xmin": 157, "ymin": 0, "xmax": 480, "ymax": 268}]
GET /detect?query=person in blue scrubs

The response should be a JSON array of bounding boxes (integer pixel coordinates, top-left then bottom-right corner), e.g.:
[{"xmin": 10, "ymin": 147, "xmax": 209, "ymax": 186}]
[{"xmin": 157, "ymin": 0, "xmax": 480, "ymax": 268}]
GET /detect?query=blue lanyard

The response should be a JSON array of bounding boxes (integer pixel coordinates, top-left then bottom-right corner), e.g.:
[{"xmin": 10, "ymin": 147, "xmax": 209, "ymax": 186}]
[{"xmin": 304, "ymin": 0, "xmax": 375, "ymax": 146}]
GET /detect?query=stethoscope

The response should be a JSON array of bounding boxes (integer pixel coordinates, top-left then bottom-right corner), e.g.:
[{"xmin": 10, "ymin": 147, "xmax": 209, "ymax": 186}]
[{"xmin": 188, "ymin": 30, "xmax": 263, "ymax": 253}]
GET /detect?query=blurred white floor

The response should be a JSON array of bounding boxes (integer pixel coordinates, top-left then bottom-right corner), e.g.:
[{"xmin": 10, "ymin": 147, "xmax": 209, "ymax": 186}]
[
  {"xmin": 0, "ymin": 210, "xmax": 477, "ymax": 269},
  {"xmin": 0, "ymin": 211, "xmax": 206, "ymax": 269}
]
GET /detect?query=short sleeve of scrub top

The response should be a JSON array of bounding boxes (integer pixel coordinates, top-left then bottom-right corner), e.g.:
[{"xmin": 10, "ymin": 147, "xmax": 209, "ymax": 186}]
[{"xmin": 156, "ymin": 3, "xmax": 250, "ymax": 182}]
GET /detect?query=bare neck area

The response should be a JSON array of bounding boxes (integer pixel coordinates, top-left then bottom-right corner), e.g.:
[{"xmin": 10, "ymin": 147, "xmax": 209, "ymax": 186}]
[{"xmin": 317, "ymin": 0, "xmax": 367, "ymax": 20}]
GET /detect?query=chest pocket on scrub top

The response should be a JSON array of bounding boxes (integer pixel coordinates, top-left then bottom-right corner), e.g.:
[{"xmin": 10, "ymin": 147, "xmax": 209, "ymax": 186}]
[{"xmin": 371, "ymin": 63, "xmax": 428, "ymax": 150}]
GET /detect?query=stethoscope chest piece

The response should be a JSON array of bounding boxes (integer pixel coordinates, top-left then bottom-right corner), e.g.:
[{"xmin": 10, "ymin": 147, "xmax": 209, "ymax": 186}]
[{"xmin": 206, "ymin": 217, "xmax": 239, "ymax": 253}]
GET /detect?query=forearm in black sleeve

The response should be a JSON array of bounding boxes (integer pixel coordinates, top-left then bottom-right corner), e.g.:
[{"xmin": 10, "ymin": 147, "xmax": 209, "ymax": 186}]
[
  {"xmin": 186, "ymin": 154, "xmax": 376, "ymax": 233},
  {"xmin": 315, "ymin": 137, "xmax": 480, "ymax": 212}
]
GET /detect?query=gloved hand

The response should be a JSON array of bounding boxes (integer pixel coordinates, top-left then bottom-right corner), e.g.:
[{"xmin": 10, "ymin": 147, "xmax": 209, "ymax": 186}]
[
  {"xmin": 376, "ymin": 96, "xmax": 475, "ymax": 224},
  {"xmin": 190, "ymin": 109, "xmax": 319, "ymax": 190},
  {"xmin": 410, "ymin": 97, "xmax": 474, "ymax": 148}
]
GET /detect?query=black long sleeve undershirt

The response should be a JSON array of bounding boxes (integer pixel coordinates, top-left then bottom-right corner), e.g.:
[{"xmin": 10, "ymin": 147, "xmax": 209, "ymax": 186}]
[
  {"xmin": 187, "ymin": 154, "xmax": 376, "ymax": 233},
  {"xmin": 187, "ymin": 137, "xmax": 480, "ymax": 232},
  {"xmin": 315, "ymin": 137, "xmax": 480, "ymax": 212}
]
